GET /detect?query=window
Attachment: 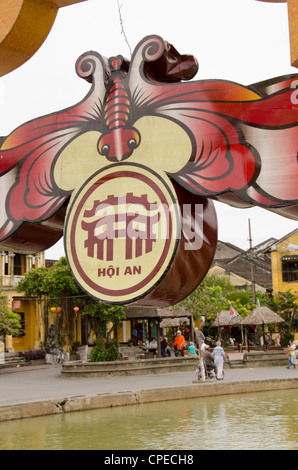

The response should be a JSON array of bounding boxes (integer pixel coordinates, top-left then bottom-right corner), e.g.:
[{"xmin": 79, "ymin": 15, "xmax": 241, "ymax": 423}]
[
  {"xmin": 282, "ymin": 256, "xmax": 298, "ymax": 282},
  {"xmin": 15, "ymin": 312, "xmax": 25, "ymax": 337},
  {"xmin": 14, "ymin": 254, "xmax": 22, "ymax": 276}
]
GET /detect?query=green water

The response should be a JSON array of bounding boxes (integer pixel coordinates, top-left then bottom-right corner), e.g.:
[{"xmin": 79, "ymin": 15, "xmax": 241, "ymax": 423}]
[{"xmin": 1, "ymin": 389, "xmax": 298, "ymax": 450}]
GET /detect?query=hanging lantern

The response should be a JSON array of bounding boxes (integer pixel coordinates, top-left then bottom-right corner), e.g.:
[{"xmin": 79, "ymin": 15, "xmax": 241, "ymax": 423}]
[
  {"xmin": 57, "ymin": 307, "xmax": 62, "ymax": 313},
  {"xmin": 50, "ymin": 307, "xmax": 56, "ymax": 313},
  {"xmin": 74, "ymin": 306, "xmax": 79, "ymax": 318}
]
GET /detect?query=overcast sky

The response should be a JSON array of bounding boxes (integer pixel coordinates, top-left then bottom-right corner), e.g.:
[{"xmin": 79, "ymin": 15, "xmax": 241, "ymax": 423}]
[{"xmin": 0, "ymin": 0, "xmax": 297, "ymax": 258}]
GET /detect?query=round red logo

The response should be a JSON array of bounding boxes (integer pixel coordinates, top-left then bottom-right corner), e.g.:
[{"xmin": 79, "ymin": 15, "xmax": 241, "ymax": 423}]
[{"xmin": 65, "ymin": 163, "xmax": 180, "ymax": 304}]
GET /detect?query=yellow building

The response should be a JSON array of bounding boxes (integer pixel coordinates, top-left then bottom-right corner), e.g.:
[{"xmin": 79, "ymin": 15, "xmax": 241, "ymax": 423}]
[
  {"xmin": 0, "ymin": 251, "xmax": 45, "ymax": 351},
  {"xmin": 271, "ymin": 229, "xmax": 298, "ymax": 295}
]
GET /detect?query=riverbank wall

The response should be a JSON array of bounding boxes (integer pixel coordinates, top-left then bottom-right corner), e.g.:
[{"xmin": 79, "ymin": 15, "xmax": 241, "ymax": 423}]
[{"xmin": 1, "ymin": 368, "xmax": 298, "ymax": 422}]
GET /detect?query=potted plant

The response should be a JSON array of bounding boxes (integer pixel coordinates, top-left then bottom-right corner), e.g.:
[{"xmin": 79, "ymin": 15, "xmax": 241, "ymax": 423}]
[{"xmin": 127, "ymin": 338, "xmax": 134, "ymax": 347}]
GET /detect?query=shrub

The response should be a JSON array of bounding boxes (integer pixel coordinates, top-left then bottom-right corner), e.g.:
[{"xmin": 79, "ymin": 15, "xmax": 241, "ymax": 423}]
[
  {"xmin": 282, "ymin": 332, "xmax": 294, "ymax": 348},
  {"xmin": 90, "ymin": 339, "xmax": 120, "ymax": 362},
  {"xmin": 19, "ymin": 350, "xmax": 46, "ymax": 360}
]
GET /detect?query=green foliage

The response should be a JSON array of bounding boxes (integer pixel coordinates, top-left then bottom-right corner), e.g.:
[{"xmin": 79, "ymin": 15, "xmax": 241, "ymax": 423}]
[
  {"xmin": 273, "ymin": 290, "xmax": 298, "ymax": 334},
  {"xmin": 80, "ymin": 302, "xmax": 125, "ymax": 341},
  {"xmin": 16, "ymin": 267, "xmax": 49, "ymax": 298},
  {"xmin": 17, "ymin": 257, "xmax": 82, "ymax": 298},
  {"xmin": 281, "ymin": 331, "xmax": 294, "ymax": 347},
  {"xmin": 0, "ymin": 294, "xmax": 21, "ymax": 336},
  {"xmin": 178, "ymin": 274, "xmax": 284, "ymax": 337},
  {"xmin": 90, "ymin": 338, "xmax": 120, "ymax": 362},
  {"xmin": 178, "ymin": 275, "xmax": 234, "ymax": 319}
]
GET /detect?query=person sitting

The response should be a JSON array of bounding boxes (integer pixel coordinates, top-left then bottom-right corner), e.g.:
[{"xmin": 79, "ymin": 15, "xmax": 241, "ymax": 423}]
[
  {"xmin": 203, "ymin": 345, "xmax": 217, "ymax": 374},
  {"xmin": 148, "ymin": 338, "xmax": 158, "ymax": 358},
  {"xmin": 173, "ymin": 330, "xmax": 185, "ymax": 357},
  {"xmin": 188, "ymin": 341, "xmax": 198, "ymax": 356},
  {"xmin": 160, "ymin": 336, "xmax": 171, "ymax": 357}
]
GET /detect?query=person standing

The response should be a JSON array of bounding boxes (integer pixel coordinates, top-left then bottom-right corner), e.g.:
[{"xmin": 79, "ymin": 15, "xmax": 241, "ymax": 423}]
[
  {"xmin": 131, "ymin": 327, "xmax": 138, "ymax": 346},
  {"xmin": 286, "ymin": 341, "xmax": 296, "ymax": 369},
  {"xmin": 213, "ymin": 341, "xmax": 226, "ymax": 380},
  {"xmin": 173, "ymin": 330, "xmax": 185, "ymax": 357},
  {"xmin": 194, "ymin": 327, "xmax": 205, "ymax": 349}
]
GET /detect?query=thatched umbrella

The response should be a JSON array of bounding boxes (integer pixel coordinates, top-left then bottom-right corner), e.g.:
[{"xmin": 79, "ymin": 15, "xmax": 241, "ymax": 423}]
[
  {"xmin": 212, "ymin": 310, "xmax": 244, "ymax": 347},
  {"xmin": 212, "ymin": 311, "xmax": 242, "ymax": 327},
  {"xmin": 160, "ymin": 317, "xmax": 190, "ymax": 328},
  {"xmin": 160, "ymin": 318, "xmax": 180, "ymax": 328},
  {"xmin": 241, "ymin": 306, "xmax": 284, "ymax": 351}
]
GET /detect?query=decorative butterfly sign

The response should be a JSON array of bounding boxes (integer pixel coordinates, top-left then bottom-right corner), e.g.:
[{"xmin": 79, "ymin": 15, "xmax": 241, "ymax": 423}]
[{"xmin": 0, "ymin": 35, "xmax": 297, "ymax": 305}]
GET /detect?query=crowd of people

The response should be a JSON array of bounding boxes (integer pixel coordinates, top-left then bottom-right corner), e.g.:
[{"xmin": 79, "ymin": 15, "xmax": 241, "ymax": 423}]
[
  {"xmin": 137, "ymin": 326, "xmax": 298, "ymax": 382},
  {"xmin": 145, "ymin": 327, "xmax": 227, "ymax": 380}
]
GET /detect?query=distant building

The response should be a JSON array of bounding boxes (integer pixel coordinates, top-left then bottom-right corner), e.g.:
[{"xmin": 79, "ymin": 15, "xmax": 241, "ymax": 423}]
[
  {"xmin": 0, "ymin": 251, "xmax": 45, "ymax": 351},
  {"xmin": 209, "ymin": 239, "xmax": 273, "ymax": 293}
]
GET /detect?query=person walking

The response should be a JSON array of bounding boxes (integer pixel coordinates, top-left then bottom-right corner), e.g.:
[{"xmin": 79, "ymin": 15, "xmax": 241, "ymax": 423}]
[
  {"xmin": 286, "ymin": 341, "xmax": 296, "ymax": 369},
  {"xmin": 173, "ymin": 330, "xmax": 185, "ymax": 357},
  {"xmin": 213, "ymin": 341, "xmax": 226, "ymax": 380}
]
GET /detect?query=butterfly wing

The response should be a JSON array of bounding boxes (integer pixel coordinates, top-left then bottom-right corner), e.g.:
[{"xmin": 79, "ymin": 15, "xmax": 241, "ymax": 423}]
[
  {"xmin": 0, "ymin": 51, "xmax": 107, "ymax": 248},
  {"xmin": 129, "ymin": 37, "xmax": 298, "ymax": 217}
]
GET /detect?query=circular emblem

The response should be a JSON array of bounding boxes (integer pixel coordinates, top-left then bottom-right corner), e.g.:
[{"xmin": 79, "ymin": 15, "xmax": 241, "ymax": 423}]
[{"xmin": 65, "ymin": 163, "xmax": 180, "ymax": 304}]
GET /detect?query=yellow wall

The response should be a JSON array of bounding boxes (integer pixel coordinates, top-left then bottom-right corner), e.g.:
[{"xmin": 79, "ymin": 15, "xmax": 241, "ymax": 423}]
[
  {"xmin": 271, "ymin": 232, "xmax": 298, "ymax": 295},
  {"xmin": 117, "ymin": 320, "xmax": 131, "ymax": 343},
  {"xmin": 12, "ymin": 298, "xmax": 43, "ymax": 351}
]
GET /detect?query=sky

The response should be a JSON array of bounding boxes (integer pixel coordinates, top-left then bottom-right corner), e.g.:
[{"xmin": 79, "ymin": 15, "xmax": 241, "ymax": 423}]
[{"xmin": 0, "ymin": 0, "xmax": 297, "ymax": 258}]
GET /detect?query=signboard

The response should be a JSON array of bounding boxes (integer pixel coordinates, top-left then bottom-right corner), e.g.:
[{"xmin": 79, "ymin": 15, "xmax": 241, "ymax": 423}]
[{"xmin": 0, "ymin": 35, "xmax": 297, "ymax": 305}]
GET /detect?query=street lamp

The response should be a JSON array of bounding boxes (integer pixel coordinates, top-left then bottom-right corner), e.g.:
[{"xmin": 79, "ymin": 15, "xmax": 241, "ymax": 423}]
[{"xmin": 73, "ymin": 307, "xmax": 80, "ymax": 342}]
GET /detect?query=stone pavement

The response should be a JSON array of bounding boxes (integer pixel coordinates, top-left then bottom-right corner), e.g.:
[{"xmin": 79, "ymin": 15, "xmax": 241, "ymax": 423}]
[{"xmin": 0, "ymin": 351, "xmax": 297, "ymax": 421}]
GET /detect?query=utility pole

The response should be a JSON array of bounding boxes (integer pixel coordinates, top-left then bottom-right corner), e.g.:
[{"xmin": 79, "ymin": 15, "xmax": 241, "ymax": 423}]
[{"xmin": 248, "ymin": 218, "xmax": 256, "ymax": 304}]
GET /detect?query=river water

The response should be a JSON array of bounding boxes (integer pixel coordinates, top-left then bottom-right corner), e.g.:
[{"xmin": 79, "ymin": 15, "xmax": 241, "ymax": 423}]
[{"xmin": 1, "ymin": 388, "xmax": 298, "ymax": 450}]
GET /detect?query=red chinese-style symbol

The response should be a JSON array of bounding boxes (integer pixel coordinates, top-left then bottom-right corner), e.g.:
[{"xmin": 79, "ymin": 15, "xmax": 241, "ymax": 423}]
[{"xmin": 82, "ymin": 193, "xmax": 160, "ymax": 261}]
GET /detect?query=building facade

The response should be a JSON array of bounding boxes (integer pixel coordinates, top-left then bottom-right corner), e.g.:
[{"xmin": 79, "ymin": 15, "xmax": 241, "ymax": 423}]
[
  {"xmin": 0, "ymin": 251, "xmax": 45, "ymax": 351},
  {"xmin": 270, "ymin": 229, "xmax": 298, "ymax": 295}
]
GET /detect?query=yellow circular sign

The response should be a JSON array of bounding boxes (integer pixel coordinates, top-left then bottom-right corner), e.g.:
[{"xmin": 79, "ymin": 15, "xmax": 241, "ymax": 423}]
[{"xmin": 65, "ymin": 163, "xmax": 180, "ymax": 304}]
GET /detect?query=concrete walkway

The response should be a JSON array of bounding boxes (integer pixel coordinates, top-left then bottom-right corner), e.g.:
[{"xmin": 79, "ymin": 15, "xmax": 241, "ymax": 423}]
[{"xmin": 0, "ymin": 352, "xmax": 297, "ymax": 422}]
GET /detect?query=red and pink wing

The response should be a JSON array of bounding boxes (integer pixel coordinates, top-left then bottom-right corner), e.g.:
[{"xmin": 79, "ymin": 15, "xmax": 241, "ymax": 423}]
[
  {"xmin": 0, "ymin": 51, "xmax": 106, "ymax": 243},
  {"xmin": 129, "ymin": 36, "xmax": 298, "ymax": 214},
  {"xmin": 159, "ymin": 77, "xmax": 298, "ymax": 206}
]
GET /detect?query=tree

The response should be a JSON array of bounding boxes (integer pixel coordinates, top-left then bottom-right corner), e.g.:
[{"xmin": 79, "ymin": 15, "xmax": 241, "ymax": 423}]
[
  {"xmin": 273, "ymin": 290, "xmax": 298, "ymax": 344},
  {"xmin": 17, "ymin": 257, "xmax": 84, "ymax": 349},
  {"xmin": 177, "ymin": 275, "xmax": 235, "ymax": 334},
  {"xmin": 79, "ymin": 302, "xmax": 125, "ymax": 347},
  {"xmin": 17, "ymin": 257, "xmax": 82, "ymax": 300},
  {"xmin": 17, "ymin": 257, "xmax": 125, "ymax": 350},
  {"xmin": 0, "ymin": 294, "xmax": 21, "ymax": 336}
]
